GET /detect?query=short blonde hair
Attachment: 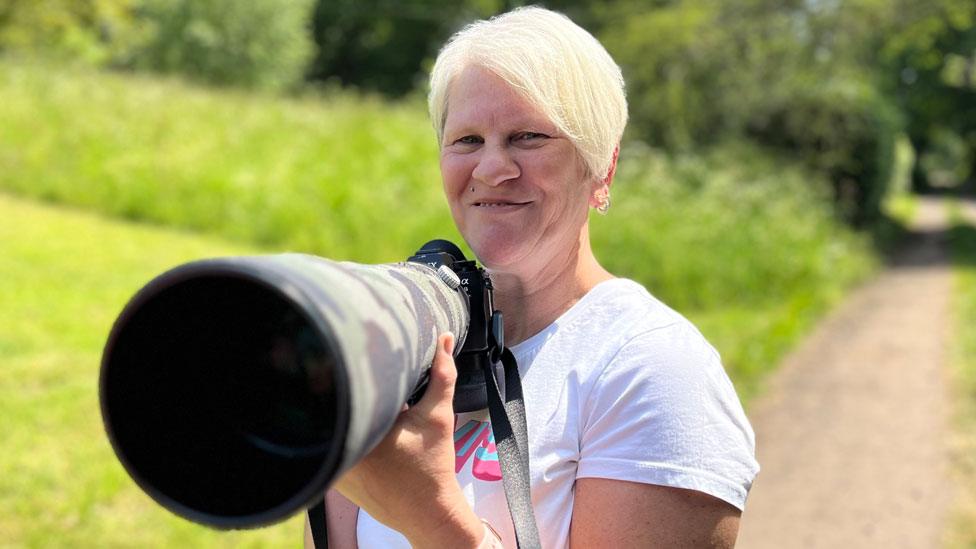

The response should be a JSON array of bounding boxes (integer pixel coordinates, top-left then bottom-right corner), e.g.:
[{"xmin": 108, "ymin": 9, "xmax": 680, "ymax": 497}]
[{"xmin": 428, "ymin": 6, "xmax": 628, "ymax": 180}]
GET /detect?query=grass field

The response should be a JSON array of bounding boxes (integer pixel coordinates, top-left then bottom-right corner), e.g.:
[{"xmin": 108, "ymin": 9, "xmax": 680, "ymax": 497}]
[
  {"xmin": 0, "ymin": 194, "xmax": 303, "ymax": 547},
  {"xmin": 946, "ymin": 199, "xmax": 976, "ymax": 549},
  {"xmin": 0, "ymin": 58, "xmax": 456, "ymax": 264},
  {"xmin": 0, "ymin": 58, "xmax": 881, "ymax": 402}
]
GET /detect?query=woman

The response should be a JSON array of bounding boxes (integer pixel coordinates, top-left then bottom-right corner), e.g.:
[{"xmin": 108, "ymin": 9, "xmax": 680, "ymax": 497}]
[{"xmin": 308, "ymin": 7, "xmax": 758, "ymax": 548}]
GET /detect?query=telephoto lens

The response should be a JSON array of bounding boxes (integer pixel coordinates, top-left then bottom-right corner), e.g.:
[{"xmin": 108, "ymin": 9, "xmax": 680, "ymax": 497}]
[{"xmin": 100, "ymin": 248, "xmax": 469, "ymax": 528}]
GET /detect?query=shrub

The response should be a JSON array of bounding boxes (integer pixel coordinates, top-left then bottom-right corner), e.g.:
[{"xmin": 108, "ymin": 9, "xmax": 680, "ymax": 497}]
[
  {"xmin": 592, "ymin": 141, "xmax": 874, "ymax": 311},
  {"xmin": 919, "ymin": 126, "xmax": 973, "ymax": 188},
  {"xmin": 0, "ymin": 0, "xmax": 139, "ymax": 64},
  {"xmin": 126, "ymin": 0, "xmax": 314, "ymax": 90},
  {"xmin": 745, "ymin": 74, "xmax": 902, "ymax": 227}
]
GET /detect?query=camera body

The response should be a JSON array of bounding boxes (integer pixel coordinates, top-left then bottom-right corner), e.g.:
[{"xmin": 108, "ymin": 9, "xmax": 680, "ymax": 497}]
[{"xmin": 407, "ymin": 239, "xmax": 504, "ymax": 413}]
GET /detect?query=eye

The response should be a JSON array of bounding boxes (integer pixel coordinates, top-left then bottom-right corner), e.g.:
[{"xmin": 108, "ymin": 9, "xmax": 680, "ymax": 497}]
[
  {"xmin": 513, "ymin": 132, "xmax": 548, "ymax": 143},
  {"xmin": 454, "ymin": 135, "xmax": 482, "ymax": 145}
]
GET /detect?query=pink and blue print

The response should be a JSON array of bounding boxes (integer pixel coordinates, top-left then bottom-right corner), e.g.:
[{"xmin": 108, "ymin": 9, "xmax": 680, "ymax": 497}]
[{"xmin": 453, "ymin": 420, "xmax": 502, "ymax": 481}]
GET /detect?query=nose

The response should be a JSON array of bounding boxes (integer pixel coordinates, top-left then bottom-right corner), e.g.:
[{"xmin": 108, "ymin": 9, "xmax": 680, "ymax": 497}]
[{"xmin": 471, "ymin": 144, "xmax": 519, "ymax": 187}]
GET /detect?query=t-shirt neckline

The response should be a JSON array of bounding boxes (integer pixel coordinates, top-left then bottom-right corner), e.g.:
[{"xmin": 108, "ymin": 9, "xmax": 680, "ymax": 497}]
[{"xmin": 509, "ymin": 277, "xmax": 638, "ymax": 354}]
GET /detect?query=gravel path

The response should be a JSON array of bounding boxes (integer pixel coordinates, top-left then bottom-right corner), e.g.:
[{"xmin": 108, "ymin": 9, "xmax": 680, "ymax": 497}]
[{"xmin": 737, "ymin": 196, "xmax": 953, "ymax": 548}]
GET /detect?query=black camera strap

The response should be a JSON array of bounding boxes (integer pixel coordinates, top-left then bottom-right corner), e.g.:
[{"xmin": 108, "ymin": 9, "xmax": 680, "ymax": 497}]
[
  {"xmin": 307, "ymin": 347, "xmax": 540, "ymax": 549},
  {"xmin": 483, "ymin": 347, "xmax": 542, "ymax": 549},
  {"xmin": 307, "ymin": 497, "xmax": 329, "ymax": 546}
]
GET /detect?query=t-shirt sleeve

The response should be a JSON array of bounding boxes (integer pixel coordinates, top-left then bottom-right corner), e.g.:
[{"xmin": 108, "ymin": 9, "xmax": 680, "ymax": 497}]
[{"xmin": 576, "ymin": 321, "xmax": 759, "ymax": 510}]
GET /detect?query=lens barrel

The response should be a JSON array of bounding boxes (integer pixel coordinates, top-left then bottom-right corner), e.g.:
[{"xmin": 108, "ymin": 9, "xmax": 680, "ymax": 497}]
[{"xmin": 100, "ymin": 254, "xmax": 468, "ymax": 528}]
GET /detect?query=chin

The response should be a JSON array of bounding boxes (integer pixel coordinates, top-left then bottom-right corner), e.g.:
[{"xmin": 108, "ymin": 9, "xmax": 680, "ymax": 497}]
[{"xmin": 468, "ymin": 236, "xmax": 532, "ymax": 271}]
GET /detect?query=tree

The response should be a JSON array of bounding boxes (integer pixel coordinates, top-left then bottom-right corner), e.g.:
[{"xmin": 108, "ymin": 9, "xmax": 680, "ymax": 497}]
[
  {"xmin": 307, "ymin": 0, "xmax": 513, "ymax": 96},
  {"xmin": 126, "ymin": 0, "xmax": 315, "ymax": 90}
]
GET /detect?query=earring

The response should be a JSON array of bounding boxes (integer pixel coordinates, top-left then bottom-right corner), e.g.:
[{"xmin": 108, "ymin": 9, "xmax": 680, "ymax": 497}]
[{"xmin": 594, "ymin": 186, "xmax": 611, "ymax": 215}]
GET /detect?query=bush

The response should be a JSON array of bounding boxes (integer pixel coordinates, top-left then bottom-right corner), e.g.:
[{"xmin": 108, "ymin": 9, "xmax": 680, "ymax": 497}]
[
  {"xmin": 599, "ymin": 1, "xmax": 812, "ymax": 151},
  {"xmin": 0, "ymin": 0, "xmax": 139, "ymax": 64},
  {"xmin": 592, "ymin": 141, "xmax": 873, "ymax": 311},
  {"xmin": 919, "ymin": 126, "xmax": 973, "ymax": 188},
  {"xmin": 126, "ymin": 0, "xmax": 314, "ymax": 90},
  {"xmin": 307, "ymin": 0, "xmax": 464, "ymax": 96},
  {"xmin": 745, "ymin": 74, "xmax": 902, "ymax": 227},
  {"xmin": 598, "ymin": 1, "xmax": 906, "ymax": 227}
]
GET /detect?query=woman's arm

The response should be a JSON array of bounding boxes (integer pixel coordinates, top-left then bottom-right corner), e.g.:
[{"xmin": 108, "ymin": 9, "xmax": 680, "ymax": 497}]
[
  {"xmin": 303, "ymin": 490, "xmax": 360, "ymax": 549},
  {"xmin": 568, "ymin": 321, "xmax": 756, "ymax": 548},
  {"xmin": 570, "ymin": 478, "xmax": 741, "ymax": 548}
]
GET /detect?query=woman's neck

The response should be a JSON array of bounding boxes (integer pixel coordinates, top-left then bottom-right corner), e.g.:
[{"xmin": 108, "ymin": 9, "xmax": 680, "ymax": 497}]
[{"xmin": 487, "ymin": 227, "xmax": 613, "ymax": 346}]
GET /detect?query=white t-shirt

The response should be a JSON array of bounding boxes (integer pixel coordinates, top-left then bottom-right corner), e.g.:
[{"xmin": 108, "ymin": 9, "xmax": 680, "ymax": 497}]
[{"xmin": 357, "ymin": 278, "xmax": 759, "ymax": 547}]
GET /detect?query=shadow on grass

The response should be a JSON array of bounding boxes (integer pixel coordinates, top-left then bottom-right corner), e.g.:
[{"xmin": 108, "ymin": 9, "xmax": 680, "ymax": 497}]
[
  {"xmin": 948, "ymin": 193, "xmax": 976, "ymax": 268},
  {"xmin": 869, "ymin": 211, "xmax": 916, "ymax": 256},
  {"xmin": 948, "ymin": 223, "xmax": 976, "ymax": 267}
]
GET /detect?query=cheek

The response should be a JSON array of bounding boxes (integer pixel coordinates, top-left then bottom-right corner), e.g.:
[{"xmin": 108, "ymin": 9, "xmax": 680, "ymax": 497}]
[
  {"xmin": 439, "ymin": 154, "xmax": 471, "ymax": 197},
  {"xmin": 528, "ymin": 153, "xmax": 588, "ymax": 204}
]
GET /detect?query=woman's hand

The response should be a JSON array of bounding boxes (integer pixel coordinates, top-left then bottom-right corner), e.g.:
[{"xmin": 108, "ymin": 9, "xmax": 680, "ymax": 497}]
[{"xmin": 332, "ymin": 333, "xmax": 484, "ymax": 548}]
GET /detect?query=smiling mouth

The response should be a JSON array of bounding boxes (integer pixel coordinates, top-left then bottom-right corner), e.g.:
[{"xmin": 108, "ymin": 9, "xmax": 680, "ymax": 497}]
[{"xmin": 473, "ymin": 201, "xmax": 531, "ymax": 207}]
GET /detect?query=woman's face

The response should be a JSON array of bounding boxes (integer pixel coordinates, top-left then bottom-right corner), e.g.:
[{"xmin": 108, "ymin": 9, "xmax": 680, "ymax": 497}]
[{"xmin": 439, "ymin": 66, "xmax": 598, "ymax": 272}]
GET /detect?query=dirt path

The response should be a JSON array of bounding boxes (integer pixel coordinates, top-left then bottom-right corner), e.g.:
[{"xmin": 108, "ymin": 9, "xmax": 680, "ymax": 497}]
[{"xmin": 737, "ymin": 196, "xmax": 953, "ymax": 548}]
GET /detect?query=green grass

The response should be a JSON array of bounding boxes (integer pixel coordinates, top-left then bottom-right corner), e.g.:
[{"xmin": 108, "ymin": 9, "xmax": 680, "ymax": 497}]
[
  {"xmin": 0, "ymin": 58, "xmax": 880, "ymax": 403},
  {"xmin": 0, "ymin": 57, "xmax": 460, "ymax": 263},
  {"xmin": 0, "ymin": 194, "xmax": 303, "ymax": 547},
  {"xmin": 946, "ymin": 198, "xmax": 976, "ymax": 549}
]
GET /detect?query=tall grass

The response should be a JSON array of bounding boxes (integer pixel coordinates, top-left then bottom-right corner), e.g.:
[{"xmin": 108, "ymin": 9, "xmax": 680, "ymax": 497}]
[
  {"xmin": 0, "ymin": 58, "xmax": 457, "ymax": 262},
  {"xmin": 946, "ymin": 199, "xmax": 976, "ymax": 548},
  {"xmin": 0, "ymin": 194, "xmax": 303, "ymax": 547},
  {"xmin": 0, "ymin": 57, "xmax": 878, "ymax": 398}
]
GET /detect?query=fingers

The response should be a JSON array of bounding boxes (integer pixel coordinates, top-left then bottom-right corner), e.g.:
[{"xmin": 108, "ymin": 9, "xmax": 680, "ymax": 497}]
[{"xmin": 411, "ymin": 332, "xmax": 456, "ymax": 416}]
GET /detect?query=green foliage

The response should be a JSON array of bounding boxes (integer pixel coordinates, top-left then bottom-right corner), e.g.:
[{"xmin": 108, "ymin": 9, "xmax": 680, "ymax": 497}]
[
  {"xmin": 310, "ymin": 0, "xmax": 445, "ymax": 95},
  {"xmin": 863, "ymin": 0, "xmax": 976, "ymax": 190},
  {"xmin": 0, "ymin": 59, "xmax": 877, "ymax": 404},
  {"xmin": 594, "ymin": 141, "xmax": 874, "ymax": 310},
  {"xmin": 2, "ymin": 0, "xmax": 971, "ymax": 215},
  {"xmin": 919, "ymin": 126, "xmax": 973, "ymax": 188},
  {"xmin": 306, "ymin": 0, "xmax": 512, "ymax": 95},
  {"xmin": 598, "ymin": 0, "xmax": 910, "ymax": 226},
  {"xmin": 0, "ymin": 0, "xmax": 139, "ymax": 64},
  {"xmin": 598, "ymin": 0, "xmax": 810, "ymax": 149},
  {"xmin": 746, "ymin": 73, "xmax": 903, "ymax": 226},
  {"xmin": 0, "ymin": 58, "xmax": 457, "ymax": 263},
  {"xmin": 600, "ymin": 1, "xmax": 722, "ymax": 149},
  {"xmin": 126, "ymin": 0, "xmax": 314, "ymax": 90},
  {"xmin": 0, "ymin": 194, "xmax": 303, "ymax": 546}
]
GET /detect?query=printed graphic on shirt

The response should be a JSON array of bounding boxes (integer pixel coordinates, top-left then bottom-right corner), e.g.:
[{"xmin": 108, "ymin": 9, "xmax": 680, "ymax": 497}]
[{"xmin": 454, "ymin": 420, "xmax": 502, "ymax": 481}]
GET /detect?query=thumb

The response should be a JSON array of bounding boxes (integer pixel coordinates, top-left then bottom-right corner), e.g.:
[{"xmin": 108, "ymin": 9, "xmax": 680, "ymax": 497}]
[{"xmin": 412, "ymin": 333, "xmax": 457, "ymax": 415}]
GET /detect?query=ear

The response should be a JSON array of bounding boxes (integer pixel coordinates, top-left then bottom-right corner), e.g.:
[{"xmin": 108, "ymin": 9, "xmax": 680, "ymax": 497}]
[
  {"xmin": 588, "ymin": 145, "xmax": 619, "ymax": 208},
  {"xmin": 603, "ymin": 144, "xmax": 620, "ymax": 188}
]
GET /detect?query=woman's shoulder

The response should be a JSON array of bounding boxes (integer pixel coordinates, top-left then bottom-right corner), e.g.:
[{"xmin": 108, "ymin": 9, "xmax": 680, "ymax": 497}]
[
  {"xmin": 566, "ymin": 279, "xmax": 729, "ymax": 390},
  {"xmin": 513, "ymin": 277, "xmax": 722, "ymax": 386},
  {"xmin": 576, "ymin": 278, "xmax": 708, "ymax": 345},
  {"xmin": 511, "ymin": 278, "xmax": 719, "ymax": 379}
]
